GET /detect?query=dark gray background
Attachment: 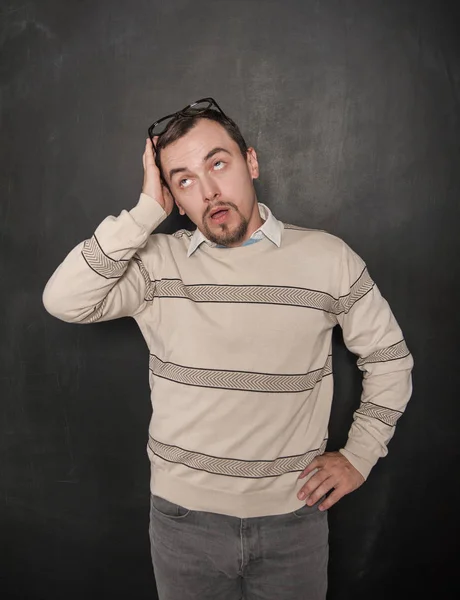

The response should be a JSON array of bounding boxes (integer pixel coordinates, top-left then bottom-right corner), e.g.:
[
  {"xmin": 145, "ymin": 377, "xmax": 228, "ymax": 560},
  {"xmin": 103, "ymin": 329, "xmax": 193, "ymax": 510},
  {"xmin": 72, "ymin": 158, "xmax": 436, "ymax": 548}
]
[{"xmin": 1, "ymin": 0, "xmax": 459, "ymax": 598}]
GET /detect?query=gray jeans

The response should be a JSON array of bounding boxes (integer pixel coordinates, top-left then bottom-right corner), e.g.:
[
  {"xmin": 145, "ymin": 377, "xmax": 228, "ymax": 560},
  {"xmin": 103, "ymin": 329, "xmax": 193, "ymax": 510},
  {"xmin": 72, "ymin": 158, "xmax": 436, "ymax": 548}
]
[{"xmin": 149, "ymin": 494, "xmax": 329, "ymax": 600}]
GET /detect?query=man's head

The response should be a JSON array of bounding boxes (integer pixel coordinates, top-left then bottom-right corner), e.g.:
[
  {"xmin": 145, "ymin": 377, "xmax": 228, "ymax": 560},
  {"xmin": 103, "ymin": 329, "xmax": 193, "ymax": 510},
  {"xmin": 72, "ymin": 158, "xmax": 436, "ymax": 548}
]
[{"xmin": 154, "ymin": 109, "xmax": 262, "ymax": 247}]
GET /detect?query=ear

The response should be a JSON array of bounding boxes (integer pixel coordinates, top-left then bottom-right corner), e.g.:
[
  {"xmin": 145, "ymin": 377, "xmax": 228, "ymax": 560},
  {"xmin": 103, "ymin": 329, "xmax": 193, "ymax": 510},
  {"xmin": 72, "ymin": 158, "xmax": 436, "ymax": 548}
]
[
  {"xmin": 175, "ymin": 198, "xmax": 186, "ymax": 216},
  {"xmin": 246, "ymin": 147, "xmax": 259, "ymax": 180}
]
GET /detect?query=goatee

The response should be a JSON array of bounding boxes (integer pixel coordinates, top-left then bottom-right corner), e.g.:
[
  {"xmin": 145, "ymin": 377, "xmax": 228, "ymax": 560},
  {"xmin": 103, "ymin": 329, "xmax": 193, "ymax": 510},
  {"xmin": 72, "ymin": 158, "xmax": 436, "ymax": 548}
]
[{"xmin": 203, "ymin": 203, "xmax": 249, "ymax": 247}]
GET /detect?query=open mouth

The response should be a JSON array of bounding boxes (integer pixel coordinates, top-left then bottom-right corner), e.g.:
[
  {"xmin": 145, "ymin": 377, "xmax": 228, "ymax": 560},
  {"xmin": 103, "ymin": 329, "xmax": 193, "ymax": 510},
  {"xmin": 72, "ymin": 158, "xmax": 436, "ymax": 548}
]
[{"xmin": 209, "ymin": 208, "xmax": 230, "ymax": 224}]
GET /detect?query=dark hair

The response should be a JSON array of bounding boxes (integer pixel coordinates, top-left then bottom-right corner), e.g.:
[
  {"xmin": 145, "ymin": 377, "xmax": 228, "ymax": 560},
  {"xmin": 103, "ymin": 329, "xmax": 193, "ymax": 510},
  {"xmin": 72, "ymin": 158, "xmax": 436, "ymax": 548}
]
[{"xmin": 154, "ymin": 108, "xmax": 248, "ymax": 179}]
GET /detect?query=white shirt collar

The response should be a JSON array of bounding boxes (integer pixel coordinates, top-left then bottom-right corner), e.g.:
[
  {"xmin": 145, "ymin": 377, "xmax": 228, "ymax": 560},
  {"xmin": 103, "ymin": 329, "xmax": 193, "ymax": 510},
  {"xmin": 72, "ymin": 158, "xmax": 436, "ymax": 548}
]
[{"xmin": 187, "ymin": 203, "xmax": 282, "ymax": 258}]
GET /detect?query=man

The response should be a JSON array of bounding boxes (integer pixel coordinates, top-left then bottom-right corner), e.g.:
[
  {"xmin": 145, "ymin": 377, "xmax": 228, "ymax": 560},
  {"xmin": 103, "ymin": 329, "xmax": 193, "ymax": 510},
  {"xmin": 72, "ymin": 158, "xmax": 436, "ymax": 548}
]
[{"xmin": 43, "ymin": 98, "xmax": 414, "ymax": 600}]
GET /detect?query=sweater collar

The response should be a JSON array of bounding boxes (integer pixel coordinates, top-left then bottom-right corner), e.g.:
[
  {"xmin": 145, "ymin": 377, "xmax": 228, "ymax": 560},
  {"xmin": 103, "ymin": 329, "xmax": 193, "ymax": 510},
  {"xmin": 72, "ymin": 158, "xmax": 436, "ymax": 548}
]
[{"xmin": 187, "ymin": 203, "xmax": 282, "ymax": 258}]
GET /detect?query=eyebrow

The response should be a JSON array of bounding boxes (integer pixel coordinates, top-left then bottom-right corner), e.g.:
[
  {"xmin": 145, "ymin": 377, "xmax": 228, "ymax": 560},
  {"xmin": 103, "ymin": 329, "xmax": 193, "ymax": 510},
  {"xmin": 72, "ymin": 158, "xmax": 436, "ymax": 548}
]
[{"xmin": 168, "ymin": 147, "xmax": 232, "ymax": 181}]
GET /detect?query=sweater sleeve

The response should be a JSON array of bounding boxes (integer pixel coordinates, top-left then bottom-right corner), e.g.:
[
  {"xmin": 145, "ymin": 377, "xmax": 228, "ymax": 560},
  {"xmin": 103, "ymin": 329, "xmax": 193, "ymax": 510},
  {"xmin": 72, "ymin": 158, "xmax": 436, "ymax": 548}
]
[
  {"xmin": 334, "ymin": 240, "xmax": 414, "ymax": 480},
  {"xmin": 42, "ymin": 193, "xmax": 167, "ymax": 323}
]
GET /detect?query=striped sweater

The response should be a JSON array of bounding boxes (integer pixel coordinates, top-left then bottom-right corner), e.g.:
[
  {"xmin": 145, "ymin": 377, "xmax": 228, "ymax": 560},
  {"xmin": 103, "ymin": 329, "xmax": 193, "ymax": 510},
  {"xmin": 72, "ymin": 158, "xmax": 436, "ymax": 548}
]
[{"xmin": 43, "ymin": 193, "xmax": 414, "ymax": 518}]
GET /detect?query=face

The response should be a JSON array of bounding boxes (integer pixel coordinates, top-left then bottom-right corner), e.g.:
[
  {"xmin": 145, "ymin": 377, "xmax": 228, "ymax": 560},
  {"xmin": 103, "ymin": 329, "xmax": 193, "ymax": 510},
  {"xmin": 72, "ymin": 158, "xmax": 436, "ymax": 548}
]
[{"xmin": 160, "ymin": 119, "xmax": 262, "ymax": 247}]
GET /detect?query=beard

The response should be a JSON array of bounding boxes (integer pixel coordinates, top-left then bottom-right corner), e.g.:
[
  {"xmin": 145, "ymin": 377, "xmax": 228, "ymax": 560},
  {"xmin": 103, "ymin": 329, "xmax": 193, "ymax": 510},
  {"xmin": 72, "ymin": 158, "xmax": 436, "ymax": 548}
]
[{"xmin": 202, "ymin": 202, "xmax": 250, "ymax": 247}]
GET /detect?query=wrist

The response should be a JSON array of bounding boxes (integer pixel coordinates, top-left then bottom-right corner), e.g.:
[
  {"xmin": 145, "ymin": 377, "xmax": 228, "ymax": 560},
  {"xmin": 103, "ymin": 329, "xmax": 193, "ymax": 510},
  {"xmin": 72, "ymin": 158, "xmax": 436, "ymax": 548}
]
[
  {"xmin": 130, "ymin": 193, "xmax": 168, "ymax": 232},
  {"xmin": 142, "ymin": 188, "xmax": 165, "ymax": 209}
]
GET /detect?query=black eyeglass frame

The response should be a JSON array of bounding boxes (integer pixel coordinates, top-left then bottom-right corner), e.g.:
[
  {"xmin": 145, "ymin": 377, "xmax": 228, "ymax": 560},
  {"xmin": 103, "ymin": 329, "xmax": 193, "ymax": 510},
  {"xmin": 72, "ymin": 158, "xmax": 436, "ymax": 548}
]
[{"xmin": 148, "ymin": 97, "xmax": 228, "ymax": 152}]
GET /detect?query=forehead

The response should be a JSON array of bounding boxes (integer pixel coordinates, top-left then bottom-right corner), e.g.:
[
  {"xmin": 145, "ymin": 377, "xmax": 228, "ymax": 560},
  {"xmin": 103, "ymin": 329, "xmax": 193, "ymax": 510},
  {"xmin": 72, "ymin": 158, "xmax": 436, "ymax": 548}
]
[{"xmin": 160, "ymin": 119, "xmax": 237, "ymax": 170}]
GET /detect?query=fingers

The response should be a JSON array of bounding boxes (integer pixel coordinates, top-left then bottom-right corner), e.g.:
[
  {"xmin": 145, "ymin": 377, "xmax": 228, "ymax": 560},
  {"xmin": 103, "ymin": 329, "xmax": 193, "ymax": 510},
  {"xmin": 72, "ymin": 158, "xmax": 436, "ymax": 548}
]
[
  {"xmin": 296, "ymin": 452, "xmax": 365, "ymax": 511},
  {"xmin": 318, "ymin": 488, "xmax": 344, "ymax": 511},
  {"xmin": 298, "ymin": 469, "xmax": 332, "ymax": 501},
  {"xmin": 143, "ymin": 139, "xmax": 150, "ymax": 170},
  {"xmin": 144, "ymin": 137, "xmax": 159, "ymax": 171},
  {"xmin": 144, "ymin": 137, "xmax": 153, "ymax": 157},
  {"xmin": 145, "ymin": 136, "xmax": 159, "ymax": 153},
  {"xmin": 298, "ymin": 468, "xmax": 327, "ymax": 497},
  {"xmin": 305, "ymin": 477, "xmax": 335, "ymax": 506},
  {"xmin": 297, "ymin": 470, "xmax": 344, "ymax": 511},
  {"xmin": 298, "ymin": 457, "xmax": 320, "ymax": 479}
]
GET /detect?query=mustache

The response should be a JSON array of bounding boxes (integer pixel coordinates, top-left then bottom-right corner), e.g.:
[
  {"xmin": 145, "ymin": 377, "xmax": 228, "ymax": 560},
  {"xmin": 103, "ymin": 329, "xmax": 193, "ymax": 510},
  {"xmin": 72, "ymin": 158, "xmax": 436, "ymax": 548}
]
[{"xmin": 203, "ymin": 201, "xmax": 239, "ymax": 219}]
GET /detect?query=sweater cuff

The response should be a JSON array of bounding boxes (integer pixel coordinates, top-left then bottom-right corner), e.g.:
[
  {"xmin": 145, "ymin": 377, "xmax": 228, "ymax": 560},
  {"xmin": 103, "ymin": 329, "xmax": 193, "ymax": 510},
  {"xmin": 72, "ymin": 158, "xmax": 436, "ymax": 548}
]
[
  {"xmin": 338, "ymin": 447, "xmax": 376, "ymax": 481},
  {"xmin": 129, "ymin": 193, "xmax": 167, "ymax": 233}
]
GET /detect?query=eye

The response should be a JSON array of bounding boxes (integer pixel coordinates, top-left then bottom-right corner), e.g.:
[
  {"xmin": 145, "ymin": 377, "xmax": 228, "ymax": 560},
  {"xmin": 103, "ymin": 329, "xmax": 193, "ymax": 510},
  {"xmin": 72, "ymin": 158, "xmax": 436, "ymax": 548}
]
[
  {"xmin": 179, "ymin": 178, "xmax": 192, "ymax": 188},
  {"xmin": 213, "ymin": 160, "xmax": 225, "ymax": 171}
]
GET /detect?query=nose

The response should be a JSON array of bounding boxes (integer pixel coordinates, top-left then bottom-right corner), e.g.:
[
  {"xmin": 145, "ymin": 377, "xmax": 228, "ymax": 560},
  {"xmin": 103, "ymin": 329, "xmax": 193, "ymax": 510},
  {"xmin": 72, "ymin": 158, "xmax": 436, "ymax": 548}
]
[{"xmin": 201, "ymin": 174, "xmax": 220, "ymax": 203}]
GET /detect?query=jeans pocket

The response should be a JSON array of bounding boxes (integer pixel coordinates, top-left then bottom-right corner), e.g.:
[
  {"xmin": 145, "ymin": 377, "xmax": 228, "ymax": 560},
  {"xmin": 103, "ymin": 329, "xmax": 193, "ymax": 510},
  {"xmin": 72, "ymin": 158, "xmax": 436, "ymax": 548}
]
[{"xmin": 150, "ymin": 494, "xmax": 191, "ymax": 519}]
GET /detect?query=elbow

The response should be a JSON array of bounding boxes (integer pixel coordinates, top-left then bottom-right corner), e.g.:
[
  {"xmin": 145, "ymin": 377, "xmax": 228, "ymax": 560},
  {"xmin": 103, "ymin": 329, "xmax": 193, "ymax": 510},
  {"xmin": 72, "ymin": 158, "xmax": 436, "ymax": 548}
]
[
  {"xmin": 42, "ymin": 281, "xmax": 103, "ymax": 324},
  {"xmin": 42, "ymin": 281, "xmax": 80, "ymax": 323},
  {"xmin": 42, "ymin": 282, "xmax": 68, "ymax": 322}
]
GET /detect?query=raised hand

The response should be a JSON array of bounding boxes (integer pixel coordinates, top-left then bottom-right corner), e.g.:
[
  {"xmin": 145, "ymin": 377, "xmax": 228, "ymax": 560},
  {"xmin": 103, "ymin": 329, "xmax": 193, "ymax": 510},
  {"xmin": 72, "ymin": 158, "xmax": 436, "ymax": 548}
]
[{"xmin": 142, "ymin": 136, "xmax": 175, "ymax": 216}]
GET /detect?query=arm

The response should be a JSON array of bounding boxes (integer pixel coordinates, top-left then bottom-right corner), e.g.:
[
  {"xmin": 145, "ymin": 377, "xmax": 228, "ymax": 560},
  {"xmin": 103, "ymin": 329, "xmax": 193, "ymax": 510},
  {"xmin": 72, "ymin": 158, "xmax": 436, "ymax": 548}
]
[
  {"xmin": 43, "ymin": 194, "xmax": 167, "ymax": 323},
  {"xmin": 43, "ymin": 137, "xmax": 175, "ymax": 323},
  {"xmin": 335, "ymin": 241, "xmax": 414, "ymax": 478},
  {"xmin": 298, "ymin": 240, "xmax": 414, "ymax": 509}
]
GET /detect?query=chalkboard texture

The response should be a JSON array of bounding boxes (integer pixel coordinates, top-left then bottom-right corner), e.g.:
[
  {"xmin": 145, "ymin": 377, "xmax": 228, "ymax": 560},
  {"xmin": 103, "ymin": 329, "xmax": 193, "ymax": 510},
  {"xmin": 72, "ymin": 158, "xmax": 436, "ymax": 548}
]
[{"xmin": 1, "ymin": 1, "xmax": 459, "ymax": 598}]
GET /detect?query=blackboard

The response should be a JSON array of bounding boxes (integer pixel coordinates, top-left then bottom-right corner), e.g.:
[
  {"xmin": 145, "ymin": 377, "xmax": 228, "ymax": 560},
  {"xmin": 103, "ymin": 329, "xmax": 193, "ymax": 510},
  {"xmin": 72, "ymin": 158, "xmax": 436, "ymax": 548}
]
[{"xmin": 1, "ymin": 1, "xmax": 459, "ymax": 598}]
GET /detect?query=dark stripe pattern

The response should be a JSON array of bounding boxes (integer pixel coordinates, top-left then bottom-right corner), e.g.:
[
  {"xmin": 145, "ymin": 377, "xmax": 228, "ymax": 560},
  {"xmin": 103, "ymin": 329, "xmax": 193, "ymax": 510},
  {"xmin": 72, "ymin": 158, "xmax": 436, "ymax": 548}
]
[
  {"xmin": 355, "ymin": 401, "xmax": 403, "ymax": 427},
  {"xmin": 151, "ymin": 268, "xmax": 374, "ymax": 315},
  {"xmin": 82, "ymin": 235, "xmax": 128, "ymax": 279},
  {"xmin": 172, "ymin": 229, "xmax": 194, "ymax": 239},
  {"xmin": 148, "ymin": 437, "xmax": 328, "ymax": 479},
  {"xmin": 340, "ymin": 267, "xmax": 374, "ymax": 313},
  {"xmin": 133, "ymin": 255, "xmax": 155, "ymax": 301},
  {"xmin": 84, "ymin": 297, "xmax": 108, "ymax": 324},
  {"xmin": 357, "ymin": 339, "xmax": 410, "ymax": 367},
  {"xmin": 149, "ymin": 354, "xmax": 332, "ymax": 393}
]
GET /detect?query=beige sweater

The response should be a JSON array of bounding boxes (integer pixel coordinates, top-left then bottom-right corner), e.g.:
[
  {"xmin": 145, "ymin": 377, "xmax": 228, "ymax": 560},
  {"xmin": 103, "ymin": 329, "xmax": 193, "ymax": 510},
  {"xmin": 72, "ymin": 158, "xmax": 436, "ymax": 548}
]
[{"xmin": 43, "ymin": 193, "xmax": 414, "ymax": 518}]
